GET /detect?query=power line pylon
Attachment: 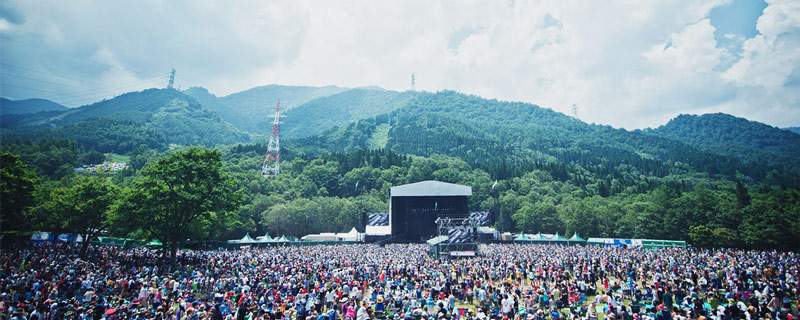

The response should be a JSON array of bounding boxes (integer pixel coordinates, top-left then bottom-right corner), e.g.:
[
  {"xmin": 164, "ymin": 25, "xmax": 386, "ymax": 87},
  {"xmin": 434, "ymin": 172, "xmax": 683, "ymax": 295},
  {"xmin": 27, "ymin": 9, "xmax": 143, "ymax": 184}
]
[
  {"xmin": 262, "ymin": 101, "xmax": 283, "ymax": 178},
  {"xmin": 167, "ymin": 68, "xmax": 175, "ymax": 89}
]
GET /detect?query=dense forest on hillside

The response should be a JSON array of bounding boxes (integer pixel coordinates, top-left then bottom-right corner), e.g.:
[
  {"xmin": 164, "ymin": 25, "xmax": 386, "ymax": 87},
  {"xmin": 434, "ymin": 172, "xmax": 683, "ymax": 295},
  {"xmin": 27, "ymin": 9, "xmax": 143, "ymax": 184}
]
[
  {"xmin": 295, "ymin": 91, "xmax": 798, "ymax": 187},
  {"xmin": 281, "ymin": 89, "xmax": 415, "ymax": 138},
  {"xmin": 184, "ymin": 85, "xmax": 348, "ymax": 134},
  {"xmin": 651, "ymin": 113, "xmax": 800, "ymax": 173},
  {"xmin": 2, "ymin": 87, "xmax": 799, "ymax": 250},
  {"xmin": 4, "ymin": 141, "xmax": 798, "ymax": 250},
  {"xmin": 2, "ymin": 89, "xmax": 250, "ymax": 153}
]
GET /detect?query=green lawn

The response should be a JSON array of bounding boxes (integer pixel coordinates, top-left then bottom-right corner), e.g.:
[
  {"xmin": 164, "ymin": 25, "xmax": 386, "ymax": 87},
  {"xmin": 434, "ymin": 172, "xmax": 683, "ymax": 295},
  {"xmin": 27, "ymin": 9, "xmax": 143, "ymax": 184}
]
[{"xmin": 106, "ymin": 153, "xmax": 131, "ymax": 163}]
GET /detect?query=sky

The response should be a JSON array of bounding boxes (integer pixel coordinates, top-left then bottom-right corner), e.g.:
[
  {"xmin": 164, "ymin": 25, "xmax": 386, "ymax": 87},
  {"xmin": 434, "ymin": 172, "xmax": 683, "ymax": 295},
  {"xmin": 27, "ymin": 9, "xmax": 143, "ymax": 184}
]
[{"xmin": 1, "ymin": 0, "xmax": 798, "ymax": 129}]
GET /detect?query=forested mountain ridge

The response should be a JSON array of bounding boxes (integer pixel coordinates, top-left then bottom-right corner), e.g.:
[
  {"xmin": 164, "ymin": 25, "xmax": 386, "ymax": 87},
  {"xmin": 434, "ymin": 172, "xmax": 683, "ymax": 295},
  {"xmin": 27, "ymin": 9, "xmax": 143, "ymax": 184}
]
[
  {"xmin": 650, "ymin": 113, "xmax": 800, "ymax": 170},
  {"xmin": 3, "ymin": 87, "xmax": 799, "ymax": 250},
  {"xmin": 294, "ymin": 90, "xmax": 797, "ymax": 187},
  {"xmin": 183, "ymin": 85, "xmax": 348, "ymax": 134},
  {"xmin": 1, "ymin": 89, "xmax": 249, "ymax": 154},
  {"xmin": 281, "ymin": 88, "xmax": 415, "ymax": 139},
  {"xmin": 0, "ymin": 98, "xmax": 68, "ymax": 115},
  {"xmin": 785, "ymin": 127, "xmax": 800, "ymax": 135}
]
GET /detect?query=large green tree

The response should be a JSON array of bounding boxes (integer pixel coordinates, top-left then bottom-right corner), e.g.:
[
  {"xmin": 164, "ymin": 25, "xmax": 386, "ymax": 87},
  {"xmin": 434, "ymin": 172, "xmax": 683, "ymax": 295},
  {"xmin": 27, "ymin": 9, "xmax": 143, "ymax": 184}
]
[
  {"xmin": 38, "ymin": 175, "xmax": 119, "ymax": 256},
  {"xmin": 0, "ymin": 152, "xmax": 39, "ymax": 245},
  {"xmin": 113, "ymin": 147, "xmax": 240, "ymax": 267}
]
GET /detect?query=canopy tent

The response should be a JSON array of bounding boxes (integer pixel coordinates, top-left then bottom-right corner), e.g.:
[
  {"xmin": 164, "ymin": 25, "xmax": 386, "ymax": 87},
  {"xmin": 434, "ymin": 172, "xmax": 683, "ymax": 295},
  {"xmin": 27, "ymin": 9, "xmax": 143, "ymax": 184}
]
[
  {"xmin": 338, "ymin": 227, "xmax": 360, "ymax": 242},
  {"xmin": 513, "ymin": 233, "xmax": 534, "ymax": 242},
  {"xmin": 550, "ymin": 232, "xmax": 567, "ymax": 242},
  {"xmin": 530, "ymin": 232, "xmax": 547, "ymax": 241},
  {"xmin": 511, "ymin": 232, "xmax": 569, "ymax": 245},
  {"xmin": 256, "ymin": 232, "xmax": 273, "ymax": 241},
  {"xmin": 531, "ymin": 232, "xmax": 566, "ymax": 243},
  {"xmin": 567, "ymin": 233, "xmax": 586, "ymax": 245},
  {"xmin": 227, "ymin": 233, "xmax": 259, "ymax": 245},
  {"xmin": 301, "ymin": 227, "xmax": 361, "ymax": 242}
]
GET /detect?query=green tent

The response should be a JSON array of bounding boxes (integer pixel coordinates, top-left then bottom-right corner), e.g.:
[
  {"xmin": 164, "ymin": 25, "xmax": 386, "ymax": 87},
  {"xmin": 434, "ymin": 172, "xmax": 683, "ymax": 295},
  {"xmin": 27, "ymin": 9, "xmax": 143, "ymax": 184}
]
[
  {"xmin": 567, "ymin": 233, "xmax": 586, "ymax": 245},
  {"xmin": 550, "ymin": 232, "xmax": 567, "ymax": 242},
  {"xmin": 514, "ymin": 233, "xmax": 534, "ymax": 242},
  {"xmin": 257, "ymin": 232, "xmax": 273, "ymax": 241}
]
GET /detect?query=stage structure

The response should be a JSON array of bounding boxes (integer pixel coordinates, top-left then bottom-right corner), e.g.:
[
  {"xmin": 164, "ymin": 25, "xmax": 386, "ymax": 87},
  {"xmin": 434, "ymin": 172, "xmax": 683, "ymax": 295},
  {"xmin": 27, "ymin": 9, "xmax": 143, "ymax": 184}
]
[
  {"xmin": 435, "ymin": 216, "xmax": 480, "ymax": 257},
  {"xmin": 388, "ymin": 181, "xmax": 472, "ymax": 242}
]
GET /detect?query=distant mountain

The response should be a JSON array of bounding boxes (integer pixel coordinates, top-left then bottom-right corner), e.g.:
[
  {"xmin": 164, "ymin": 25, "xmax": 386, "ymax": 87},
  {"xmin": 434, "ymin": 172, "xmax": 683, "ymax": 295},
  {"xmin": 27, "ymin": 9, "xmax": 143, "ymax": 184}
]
[
  {"xmin": 281, "ymin": 88, "xmax": 415, "ymax": 139},
  {"xmin": 3, "ymin": 89, "xmax": 249, "ymax": 154},
  {"xmin": 184, "ymin": 85, "xmax": 348, "ymax": 134},
  {"xmin": 649, "ymin": 113, "xmax": 800, "ymax": 169},
  {"xmin": 0, "ymin": 98, "xmax": 68, "ymax": 115},
  {"xmin": 785, "ymin": 127, "xmax": 800, "ymax": 135},
  {"xmin": 293, "ymin": 91, "xmax": 797, "ymax": 186}
]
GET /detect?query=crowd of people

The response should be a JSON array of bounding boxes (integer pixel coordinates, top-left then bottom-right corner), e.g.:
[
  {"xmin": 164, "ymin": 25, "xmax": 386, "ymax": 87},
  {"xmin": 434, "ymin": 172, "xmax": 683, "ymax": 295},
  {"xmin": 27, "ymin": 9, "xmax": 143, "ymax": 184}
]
[{"xmin": 1, "ymin": 243, "xmax": 797, "ymax": 320}]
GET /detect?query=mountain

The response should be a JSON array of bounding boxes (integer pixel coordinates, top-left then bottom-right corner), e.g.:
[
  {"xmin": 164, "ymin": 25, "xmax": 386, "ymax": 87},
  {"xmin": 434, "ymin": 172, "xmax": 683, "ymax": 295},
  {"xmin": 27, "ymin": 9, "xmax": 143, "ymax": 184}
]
[
  {"xmin": 184, "ymin": 85, "xmax": 348, "ymax": 134},
  {"xmin": 649, "ymin": 113, "xmax": 800, "ymax": 169},
  {"xmin": 292, "ymin": 91, "xmax": 797, "ymax": 186},
  {"xmin": 785, "ymin": 127, "xmax": 800, "ymax": 135},
  {"xmin": 2, "ymin": 88, "xmax": 249, "ymax": 154},
  {"xmin": 281, "ymin": 88, "xmax": 415, "ymax": 139},
  {"xmin": 0, "ymin": 98, "xmax": 68, "ymax": 115}
]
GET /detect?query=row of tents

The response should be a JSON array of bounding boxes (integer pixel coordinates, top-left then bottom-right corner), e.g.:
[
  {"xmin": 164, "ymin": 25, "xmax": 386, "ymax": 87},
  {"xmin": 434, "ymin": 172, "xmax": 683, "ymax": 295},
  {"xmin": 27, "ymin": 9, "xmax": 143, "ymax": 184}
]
[
  {"xmin": 513, "ymin": 232, "xmax": 586, "ymax": 244},
  {"xmin": 512, "ymin": 232, "xmax": 686, "ymax": 249},
  {"xmin": 226, "ymin": 232, "xmax": 294, "ymax": 247}
]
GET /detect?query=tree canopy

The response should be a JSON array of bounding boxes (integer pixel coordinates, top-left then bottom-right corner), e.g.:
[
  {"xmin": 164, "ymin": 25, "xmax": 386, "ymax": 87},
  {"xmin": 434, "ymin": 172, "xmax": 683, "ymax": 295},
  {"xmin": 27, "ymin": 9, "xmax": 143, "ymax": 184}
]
[{"xmin": 111, "ymin": 147, "xmax": 241, "ymax": 266}]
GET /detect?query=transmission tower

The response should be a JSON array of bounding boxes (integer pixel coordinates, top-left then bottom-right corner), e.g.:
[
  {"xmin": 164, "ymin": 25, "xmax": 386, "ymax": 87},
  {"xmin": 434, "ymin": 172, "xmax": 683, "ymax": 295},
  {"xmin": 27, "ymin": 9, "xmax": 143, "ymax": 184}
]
[
  {"xmin": 261, "ymin": 101, "xmax": 283, "ymax": 178},
  {"xmin": 167, "ymin": 68, "xmax": 176, "ymax": 89},
  {"xmin": 411, "ymin": 73, "xmax": 415, "ymax": 91}
]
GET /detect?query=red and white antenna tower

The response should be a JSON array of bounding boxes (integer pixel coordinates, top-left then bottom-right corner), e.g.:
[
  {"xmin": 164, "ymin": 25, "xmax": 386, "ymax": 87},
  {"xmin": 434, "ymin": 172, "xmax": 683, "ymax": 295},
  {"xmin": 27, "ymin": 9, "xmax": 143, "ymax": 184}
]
[{"xmin": 262, "ymin": 101, "xmax": 283, "ymax": 178}]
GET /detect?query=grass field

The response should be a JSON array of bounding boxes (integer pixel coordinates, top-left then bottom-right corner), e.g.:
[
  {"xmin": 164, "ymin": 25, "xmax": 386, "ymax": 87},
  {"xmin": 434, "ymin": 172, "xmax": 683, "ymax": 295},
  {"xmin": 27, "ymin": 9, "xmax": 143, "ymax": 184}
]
[{"xmin": 106, "ymin": 153, "xmax": 131, "ymax": 163}]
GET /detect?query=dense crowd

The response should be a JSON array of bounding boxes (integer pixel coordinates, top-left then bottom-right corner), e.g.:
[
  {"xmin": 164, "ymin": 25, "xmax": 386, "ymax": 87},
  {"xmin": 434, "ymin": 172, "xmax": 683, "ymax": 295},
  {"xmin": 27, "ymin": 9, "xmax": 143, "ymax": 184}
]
[{"xmin": 1, "ymin": 243, "xmax": 797, "ymax": 320}]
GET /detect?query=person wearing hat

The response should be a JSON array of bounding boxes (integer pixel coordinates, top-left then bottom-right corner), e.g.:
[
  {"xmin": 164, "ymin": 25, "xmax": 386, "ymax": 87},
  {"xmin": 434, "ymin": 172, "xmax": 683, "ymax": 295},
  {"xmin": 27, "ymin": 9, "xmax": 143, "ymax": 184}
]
[{"xmin": 655, "ymin": 304, "xmax": 670, "ymax": 320}]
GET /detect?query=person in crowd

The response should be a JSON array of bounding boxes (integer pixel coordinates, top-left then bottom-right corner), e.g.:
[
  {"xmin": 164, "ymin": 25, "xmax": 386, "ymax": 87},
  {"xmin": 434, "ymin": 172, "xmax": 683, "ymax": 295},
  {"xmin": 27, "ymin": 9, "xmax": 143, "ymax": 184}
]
[{"xmin": 1, "ymin": 242, "xmax": 798, "ymax": 320}]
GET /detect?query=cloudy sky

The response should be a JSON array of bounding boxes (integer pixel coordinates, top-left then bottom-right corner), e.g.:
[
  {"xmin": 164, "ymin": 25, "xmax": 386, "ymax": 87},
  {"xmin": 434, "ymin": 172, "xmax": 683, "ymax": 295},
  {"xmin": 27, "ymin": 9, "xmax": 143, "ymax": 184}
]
[{"xmin": 1, "ymin": 0, "xmax": 798, "ymax": 129}]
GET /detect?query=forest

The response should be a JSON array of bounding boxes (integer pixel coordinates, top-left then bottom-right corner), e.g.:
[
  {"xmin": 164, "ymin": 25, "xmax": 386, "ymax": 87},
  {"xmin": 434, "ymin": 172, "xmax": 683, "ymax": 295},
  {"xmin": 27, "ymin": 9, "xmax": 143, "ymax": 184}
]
[
  {"xmin": 2, "ymin": 138, "xmax": 798, "ymax": 251},
  {"xmin": 2, "ymin": 88, "xmax": 799, "ymax": 251}
]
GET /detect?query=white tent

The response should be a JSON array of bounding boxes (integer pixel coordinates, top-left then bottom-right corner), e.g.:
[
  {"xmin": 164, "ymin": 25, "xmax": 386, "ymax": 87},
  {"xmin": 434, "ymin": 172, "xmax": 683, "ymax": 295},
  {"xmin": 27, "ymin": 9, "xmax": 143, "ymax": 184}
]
[
  {"xmin": 301, "ymin": 227, "xmax": 363, "ymax": 242},
  {"xmin": 338, "ymin": 227, "xmax": 360, "ymax": 242}
]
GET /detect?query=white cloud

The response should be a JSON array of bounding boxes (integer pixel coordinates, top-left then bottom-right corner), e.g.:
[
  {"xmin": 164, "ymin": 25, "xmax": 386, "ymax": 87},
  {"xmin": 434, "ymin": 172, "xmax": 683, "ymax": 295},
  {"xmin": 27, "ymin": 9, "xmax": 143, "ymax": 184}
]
[{"xmin": 1, "ymin": 0, "xmax": 798, "ymax": 128}]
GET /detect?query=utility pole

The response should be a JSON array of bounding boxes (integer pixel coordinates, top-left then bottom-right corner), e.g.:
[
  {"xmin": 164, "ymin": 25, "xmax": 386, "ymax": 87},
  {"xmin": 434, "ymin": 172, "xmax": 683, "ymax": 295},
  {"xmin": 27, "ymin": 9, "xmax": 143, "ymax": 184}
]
[{"xmin": 411, "ymin": 73, "xmax": 416, "ymax": 91}]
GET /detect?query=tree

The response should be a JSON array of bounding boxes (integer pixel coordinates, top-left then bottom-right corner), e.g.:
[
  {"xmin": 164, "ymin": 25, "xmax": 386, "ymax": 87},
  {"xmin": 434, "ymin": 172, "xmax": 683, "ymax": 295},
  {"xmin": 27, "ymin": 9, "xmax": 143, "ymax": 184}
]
[
  {"xmin": 711, "ymin": 227, "xmax": 738, "ymax": 248},
  {"xmin": 39, "ymin": 175, "xmax": 119, "ymax": 256},
  {"xmin": 79, "ymin": 150, "xmax": 106, "ymax": 165},
  {"xmin": 688, "ymin": 225, "xmax": 714, "ymax": 248},
  {"xmin": 0, "ymin": 152, "xmax": 38, "ymax": 246},
  {"xmin": 735, "ymin": 180, "xmax": 750, "ymax": 207},
  {"xmin": 112, "ymin": 148, "xmax": 240, "ymax": 267}
]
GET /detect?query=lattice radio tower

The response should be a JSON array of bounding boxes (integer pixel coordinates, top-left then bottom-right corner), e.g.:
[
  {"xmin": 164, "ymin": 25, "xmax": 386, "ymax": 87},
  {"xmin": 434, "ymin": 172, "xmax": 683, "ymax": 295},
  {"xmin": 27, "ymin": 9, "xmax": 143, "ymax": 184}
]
[
  {"xmin": 167, "ymin": 68, "xmax": 176, "ymax": 89},
  {"xmin": 261, "ymin": 101, "xmax": 283, "ymax": 178}
]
